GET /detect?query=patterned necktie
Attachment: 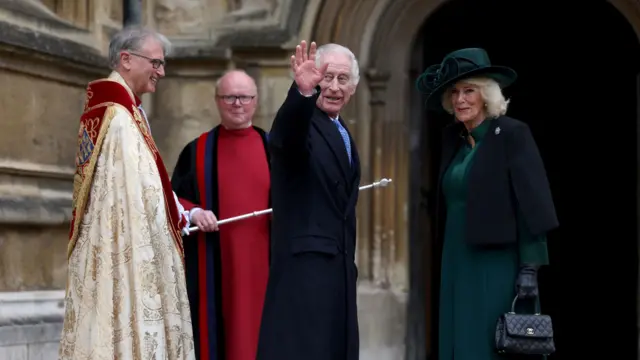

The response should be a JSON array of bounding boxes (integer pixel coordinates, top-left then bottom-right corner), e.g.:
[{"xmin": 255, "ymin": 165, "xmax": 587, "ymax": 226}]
[{"xmin": 332, "ymin": 118, "xmax": 352, "ymax": 165}]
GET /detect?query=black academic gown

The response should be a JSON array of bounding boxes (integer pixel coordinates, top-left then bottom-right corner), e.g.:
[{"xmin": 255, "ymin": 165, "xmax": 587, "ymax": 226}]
[
  {"xmin": 170, "ymin": 125, "xmax": 270, "ymax": 360},
  {"xmin": 256, "ymin": 83, "xmax": 361, "ymax": 360}
]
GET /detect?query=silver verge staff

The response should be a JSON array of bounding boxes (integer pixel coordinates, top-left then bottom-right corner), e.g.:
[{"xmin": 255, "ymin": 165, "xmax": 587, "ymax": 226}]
[{"xmin": 185, "ymin": 178, "xmax": 393, "ymax": 234}]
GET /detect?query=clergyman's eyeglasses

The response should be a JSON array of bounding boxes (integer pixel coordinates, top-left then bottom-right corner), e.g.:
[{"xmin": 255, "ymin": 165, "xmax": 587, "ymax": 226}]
[
  {"xmin": 129, "ymin": 52, "xmax": 166, "ymax": 69},
  {"xmin": 217, "ymin": 95, "xmax": 256, "ymax": 105}
]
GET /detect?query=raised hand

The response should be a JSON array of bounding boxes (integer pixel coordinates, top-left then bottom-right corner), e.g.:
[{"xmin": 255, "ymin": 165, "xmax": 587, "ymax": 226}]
[{"xmin": 290, "ymin": 40, "xmax": 329, "ymax": 95}]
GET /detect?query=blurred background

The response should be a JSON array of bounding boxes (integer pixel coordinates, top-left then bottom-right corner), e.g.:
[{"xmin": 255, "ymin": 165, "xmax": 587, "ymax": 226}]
[{"xmin": 0, "ymin": 0, "xmax": 639, "ymax": 359}]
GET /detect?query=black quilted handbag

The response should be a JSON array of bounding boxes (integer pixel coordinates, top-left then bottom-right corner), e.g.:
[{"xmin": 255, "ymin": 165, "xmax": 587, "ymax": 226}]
[{"xmin": 495, "ymin": 296, "xmax": 555, "ymax": 356}]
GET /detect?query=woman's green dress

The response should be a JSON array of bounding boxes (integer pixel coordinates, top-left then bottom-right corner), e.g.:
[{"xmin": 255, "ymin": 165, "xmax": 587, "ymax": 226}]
[{"xmin": 438, "ymin": 119, "xmax": 549, "ymax": 360}]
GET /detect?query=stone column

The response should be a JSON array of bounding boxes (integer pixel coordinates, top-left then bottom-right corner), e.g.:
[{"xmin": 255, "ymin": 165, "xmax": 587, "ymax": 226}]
[
  {"xmin": 366, "ymin": 69, "xmax": 391, "ymax": 286},
  {"xmin": 392, "ymin": 88, "xmax": 409, "ymax": 290},
  {"xmin": 151, "ymin": 64, "xmax": 227, "ymax": 171},
  {"xmin": 123, "ymin": 0, "xmax": 143, "ymax": 26}
]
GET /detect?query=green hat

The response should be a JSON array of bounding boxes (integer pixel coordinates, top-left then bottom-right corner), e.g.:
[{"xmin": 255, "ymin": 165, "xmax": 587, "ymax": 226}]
[{"xmin": 415, "ymin": 48, "xmax": 517, "ymax": 110}]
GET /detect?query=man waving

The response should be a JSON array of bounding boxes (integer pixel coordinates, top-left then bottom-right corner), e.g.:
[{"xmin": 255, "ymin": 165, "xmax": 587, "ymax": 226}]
[{"xmin": 257, "ymin": 40, "xmax": 362, "ymax": 360}]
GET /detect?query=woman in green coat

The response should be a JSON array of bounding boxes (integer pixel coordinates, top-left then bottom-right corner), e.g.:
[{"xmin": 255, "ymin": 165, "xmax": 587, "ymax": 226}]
[{"xmin": 415, "ymin": 48, "xmax": 559, "ymax": 360}]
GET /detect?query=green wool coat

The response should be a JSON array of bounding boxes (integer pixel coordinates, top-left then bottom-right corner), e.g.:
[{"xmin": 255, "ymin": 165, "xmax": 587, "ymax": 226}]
[{"xmin": 438, "ymin": 119, "xmax": 548, "ymax": 360}]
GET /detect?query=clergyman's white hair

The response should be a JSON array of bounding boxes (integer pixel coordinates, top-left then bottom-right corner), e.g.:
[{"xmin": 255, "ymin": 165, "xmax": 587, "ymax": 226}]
[
  {"xmin": 315, "ymin": 43, "xmax": 360, "ymax": 86},
  {"xmin": 441, "ymin": 77, "xmax": 510, "ymax": 118},
  {"xmin": 108, "ymin": 26, "xmax": 171, "ymax": 70}
]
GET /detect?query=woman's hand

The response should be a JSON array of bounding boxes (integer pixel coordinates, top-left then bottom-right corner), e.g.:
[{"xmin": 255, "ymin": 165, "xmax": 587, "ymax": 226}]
[{"xmin": 516, "ymin": 264, "xmax": 539, "ymax": 299}]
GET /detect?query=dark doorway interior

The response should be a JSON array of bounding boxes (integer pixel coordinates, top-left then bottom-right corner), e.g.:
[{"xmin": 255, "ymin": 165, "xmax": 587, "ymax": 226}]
[{"xmin": 408, "ymin": 0, "xmax": 640, "ymax": 359}]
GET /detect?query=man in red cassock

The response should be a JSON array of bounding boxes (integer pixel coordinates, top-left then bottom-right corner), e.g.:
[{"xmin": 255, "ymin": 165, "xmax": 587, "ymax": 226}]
[{"xmin": 171, "ymin": 69, "xmax": 271, "ymax": 360}]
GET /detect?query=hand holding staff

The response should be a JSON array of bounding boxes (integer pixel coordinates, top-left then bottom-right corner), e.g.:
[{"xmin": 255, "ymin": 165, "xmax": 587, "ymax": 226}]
[{"xmin": 184, "ymin": 178, "xmax": 393, "ymax": 235}]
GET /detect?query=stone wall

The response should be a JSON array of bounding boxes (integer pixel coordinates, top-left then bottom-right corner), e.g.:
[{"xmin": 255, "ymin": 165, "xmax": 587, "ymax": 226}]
[
  {"xmin": 0, "ymin": 291, "xmax": 65, "ymax": 359},
  {"xmin": 0, "ymin": 0, "xmax": 410, "ymax": 359},
  {"xmin": 0, "ymin": 1, "xmax": 110, "ymax": 358},
  {"xmin": 0, "ymin": 1, "xmax": 112, "ymax": 292}
]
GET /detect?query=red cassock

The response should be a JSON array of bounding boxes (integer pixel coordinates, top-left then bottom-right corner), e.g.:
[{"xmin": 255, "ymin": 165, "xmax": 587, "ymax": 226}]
[{"xmin": 217, "ymin": 127, "xmax": 270, "ymax": 360}]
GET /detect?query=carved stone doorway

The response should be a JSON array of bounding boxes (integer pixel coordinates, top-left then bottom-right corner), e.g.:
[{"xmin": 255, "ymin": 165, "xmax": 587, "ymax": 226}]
[{"xmin": 409, "ymin": 0, "xmax": 640, "ymax": 359}]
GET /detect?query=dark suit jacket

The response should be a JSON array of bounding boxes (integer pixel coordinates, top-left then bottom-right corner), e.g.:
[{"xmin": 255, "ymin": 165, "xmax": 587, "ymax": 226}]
[
  {"xmin": 436, "ymin": 115, "xmax": 559, "ymax": 247},
  {"xmin": 256, "ymin": 83, "xmax": 361, "ymax": 360}
]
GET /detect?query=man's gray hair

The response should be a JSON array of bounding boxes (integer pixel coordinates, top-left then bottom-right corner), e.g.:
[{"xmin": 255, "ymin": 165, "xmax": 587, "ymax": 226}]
[
  {"xmin": 108, "ymin": 26, "xmax": 172, "ymax": 69},
  {"xmin": 315, "ymin": 43, "xmax": 360, "ymax": 86}
]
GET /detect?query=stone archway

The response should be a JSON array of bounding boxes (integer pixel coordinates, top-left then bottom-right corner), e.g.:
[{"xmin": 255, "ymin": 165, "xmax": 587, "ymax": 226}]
[{"xmin": 307, "ymin": 0, "xmax": 640, "ymax": 359}]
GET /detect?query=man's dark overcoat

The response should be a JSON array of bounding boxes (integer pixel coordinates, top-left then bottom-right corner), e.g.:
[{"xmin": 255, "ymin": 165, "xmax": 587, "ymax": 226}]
[{"xmin": 256, "ymin": 83, "xmax": 361, "ymax": 360}]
